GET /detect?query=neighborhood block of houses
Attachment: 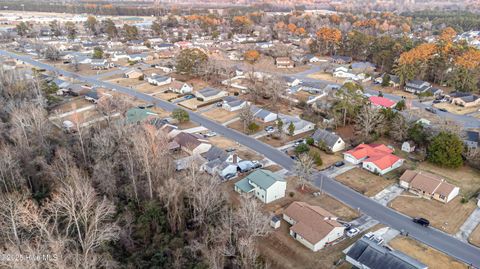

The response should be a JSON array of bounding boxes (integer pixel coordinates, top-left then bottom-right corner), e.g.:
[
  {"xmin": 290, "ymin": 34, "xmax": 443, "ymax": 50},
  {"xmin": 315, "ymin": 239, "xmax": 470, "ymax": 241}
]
[{"xmin": 399, "ymin": 170, "xmax": 460, "ymax": 203}]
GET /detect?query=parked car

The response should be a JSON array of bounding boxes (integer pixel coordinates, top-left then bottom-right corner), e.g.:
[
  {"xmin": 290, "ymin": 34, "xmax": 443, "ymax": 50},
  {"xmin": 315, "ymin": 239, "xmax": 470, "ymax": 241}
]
[
  {"xmin": 252, "ymin": 160, "xmax": 263, "ymax": 169},
  {"xmin": 372, "ymin": 236, "xmax": 384, "ymax": 245},
  {"xmin": 425, "ymin": 107, "xmax": 437, "ymax": 114},
  {"xmin": 216, "ymin": 102, "xmax": 223, "ymax": 107},
  {"xmin": 432, "ymin": 100, "xmax": 441, "ymax": 104},
  {"xmin": 363, "ymin": 232, "xmax": 375, "ymax": 240},
  {"xmin": 334, "ymin": 161, "xmax": 345, "ymax": 167},
  {"xmin": 224, "ymin": 173, "xmax": 236, "ymax": 180},
  {"xmin": 293, "ymin": 139, "xmax": 305, "ymax": 147},
  {"xmin": 184, "ymin": 94, "xmax": 195, "ymax": 100},
  {"xmin": 265, "ymin": 126, "xmax": 275, "ymax": 133},
  {"xmin": 226, "ymin": 147, "xmax": 236, "ymax": 153},
  {"xmin": 346, "ymin": 228, "xmax": 360, "ymax": 238},
  {"xmin": 438, "ymin": 108, "xmax": 448, "ymax": 112},
  {"xmin": 290, "ymin": 155, "xmax": 299, "ymax": 161},
  {"xmin": 204, "ymin": 131, "xmax": 217, "ymax": 137},
  {"xmin": 413, "ymin": 217, "xmax": 430, "ymax": 227}
]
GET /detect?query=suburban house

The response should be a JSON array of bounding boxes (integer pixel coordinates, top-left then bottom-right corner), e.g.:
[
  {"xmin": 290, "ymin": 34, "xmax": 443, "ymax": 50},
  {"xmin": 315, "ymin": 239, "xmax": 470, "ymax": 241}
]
[
  {"xmin": 399, "ymin": 170, "xmax": 460, "ymax": 203},
  {"xmin": 375, "ymin": 74, "xmax": 401, "ymax": 87},
  {"xmin": 278, "ymin": 115, "xmax": 315, "ymax": 136},
  {"xmin": 166, "ymin": 81, "xmax": 193, "ymax": 94},
  {"xmin": 195, "ymin": 87, "xmax": 228, "ymax": 102},
  {"xmin": 404, "ymin": 80, "xmax": 432, "ymax": 94},
  {"xmin": 234, "ymin": 169, "xmax": 286, "ymax": 203},
  {"xmin": 344, "ymin": 144, "xmax": 404, "ymax": 175},
  {"xmin": 401, "ymin": 141, "xmax": 416, "ymax": 153},
  {"xmin": 465, "ymin": 130, "xmax": 479, "ymax": 149},
  {"xmin": 84, "ymin": 90, "xmax": 108, "ymax": 103},
  {"xmin": 303, "ymin": 54, "xmax": 323, "ymax": 63},
  {"xmin": 147, "ymin": 74, "xmax": 172, "ymax": 86},
  {"xmin": 125, "ymin": 108, "xmax": 159, "ymax": 125},
  {"xmin": 351, "ymin": 62, "xmax": 376, "ymax": 74},
  {"xmin": 333, "ymin": 67, "xmax": 356, "ymax": 80},
  {"xmin": 449, "ymin": 92, "xmax": 480, "ymax": 107},
  {"xmin": 201, "ymin": 146, "xmax": 240, "ymax": 178},
  {"xmin": 283, "ymin": 202, "xmax": 345, "ymax": 252},
  {"xmin": 173, "ymin": 132, "xmax": 212, "ymax": 156},
  {"xmin": 222, "ymin": 96, "xmax": 248, "ymax": 112},
  {"xmin": 68, "ymin": 84, "xmax": 92, "ymax": 96},
  {"xmin": 331, "ymin": 55, "xmax": 352, "ymax": 64},
  {"xmin": 345, "ymin": 237, "xmax": 428, "ymax": 269},
  {"xmin": 251, "ymin": 106, "xmax": 277, "ymax": 123},
  {"xmin": 276, "ymin": 57, "xmax": 294, "ymax": 69},
  {"xmin": 311, "ymin": 129, "xmax": 346, "ymax": 152},
  {"xmin": 369, "ymin": 96, "xmax": 397, "ymax": 109},
  {"xmin": 299, "ymin": 81, "xmax": 327, "ymax": 94},
  {"xmin": 90, "ymin": 59, "xmax": 114, "ymax": 70},
  {"xmin": 124, "ymin": 68, "xmax": 143, "ymax": 79}
]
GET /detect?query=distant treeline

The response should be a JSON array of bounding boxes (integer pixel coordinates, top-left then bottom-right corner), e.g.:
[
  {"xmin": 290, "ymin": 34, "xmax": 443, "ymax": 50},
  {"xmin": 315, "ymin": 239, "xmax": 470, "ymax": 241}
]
[
  {"xmin": 0, "ymin": 1, "xmax": 295, "ymax": 17},
  {"xmin": 402, "ymin": 10, "xmax": 480, "ymax": 32}
]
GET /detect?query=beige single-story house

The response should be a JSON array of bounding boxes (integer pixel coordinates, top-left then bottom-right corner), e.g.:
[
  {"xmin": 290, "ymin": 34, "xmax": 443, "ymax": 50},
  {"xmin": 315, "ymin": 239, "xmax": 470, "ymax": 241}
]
[
  {"xmin": 399, "ymin": 170, "xmax": 459, "ymax": 203},
  {"xmin": 283, "ymin": 202, "xmax": 345, "ymax": 252}
]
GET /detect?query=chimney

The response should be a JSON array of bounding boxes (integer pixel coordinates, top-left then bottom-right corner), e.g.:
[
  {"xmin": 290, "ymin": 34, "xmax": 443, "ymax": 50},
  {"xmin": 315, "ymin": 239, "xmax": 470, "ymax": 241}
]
[{"xmin": 232, "ymin": 154, "xmax": 238, "ymax": 164}]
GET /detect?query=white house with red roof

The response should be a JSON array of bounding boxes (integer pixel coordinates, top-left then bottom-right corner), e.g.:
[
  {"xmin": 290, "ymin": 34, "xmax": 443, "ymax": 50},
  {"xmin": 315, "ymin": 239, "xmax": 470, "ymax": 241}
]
[
  {"xmin": 369, "ymin": 96, "xmax": 397, "ymax": 109},
  {"xmin": 344, "ymin": 144, "xmax": 404, "ymax": 175}
]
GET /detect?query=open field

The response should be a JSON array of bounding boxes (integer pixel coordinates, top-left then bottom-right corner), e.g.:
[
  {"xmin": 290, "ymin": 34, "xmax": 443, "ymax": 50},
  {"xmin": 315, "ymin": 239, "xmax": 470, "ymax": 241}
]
[
  {"xmin": 416, "ymin": 162, "xmax": 480, "ymax": 198},
  {"xmin": 390, "ymin": 195, "xmax": 477, "ymax": 234},
  {"xmin": 468, "ymin": 224, "xmax": 480, "ymax": 247},
  {"xmin": 134, "ymin": 82, "xmax": 164, "ymax": 95},
  {"xmin": 152, "ymin": 92, "xmax": 179, "ymax": 101},
  {"xmin": 389, "ymin": 236, "xmax": 467, "ymax": 269},
  {"xmin": 201, "ymin": 108, "xmax": 238, "ymax": 123},
  {"xmin": 335, "ymin": 168, "xmax": 394, "ymax": 197},
  {"xmin": 433, "ymin": 102, "xmax": 480, "ymax": 115}
]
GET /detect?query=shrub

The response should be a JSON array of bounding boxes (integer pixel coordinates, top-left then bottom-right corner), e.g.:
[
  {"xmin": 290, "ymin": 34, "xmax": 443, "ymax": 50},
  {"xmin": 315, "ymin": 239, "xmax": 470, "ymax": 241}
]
[
  {"xmin": 247, "ymin": 122, "xmax": 259, "ymax": 133},
  {"xmin": 171, "ymin": 108, "xmax": 190, "ymax": 123},
  {"xmin": 294, "ymin": 143, "xmax": 309, "ymax": 154},
  {"xmin": 306, "ymin": 137, "xmax": 314, "ymax": 145}
]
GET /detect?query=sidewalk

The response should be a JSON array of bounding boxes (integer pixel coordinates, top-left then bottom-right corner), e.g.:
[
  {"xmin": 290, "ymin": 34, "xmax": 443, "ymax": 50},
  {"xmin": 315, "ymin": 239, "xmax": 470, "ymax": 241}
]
[{"xmin": 456, "ymin": 208, "xmax": 480, "ymax": 242}]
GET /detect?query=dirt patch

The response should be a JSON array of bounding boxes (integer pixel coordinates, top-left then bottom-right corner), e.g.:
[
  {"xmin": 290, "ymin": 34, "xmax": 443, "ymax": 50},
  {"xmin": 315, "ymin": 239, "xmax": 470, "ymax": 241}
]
[
  {"xmin": 107, "ymin": 77, "xmax": 145, "ymax": 88},
  {"xmin": 201, "ymin": 108, "xmax": 238, "ymax": 123},
  {"xmin": 416, "ymin": 162, "xmax": 480, "ymax": 198},
  {"xmin": 335, "ymin": 168, "xmax": 394, "ymax": 197},
  {"xmin": 177, "ymin": 121, "xmax": 199, "ymax": 130},
  {"xmin": 468, "ymin": 223, "xmax": 480, "ymax": 247},
  {"xmin": 264, "ymin": 165, "xmax": 283, "ymax": 172},
  {"xmin": 134, "ymin": 82, "xmax": 164, "ymax": 95},
  {"xmin": 389, "ymin": 236, "xmax": 467, "ymax": 269},
  {"xmin": 390, "ymin": 195, "xmax": 477, "ymax": 234},
  {"xmin": 433, "ymin": 102, "xmax": 480, "ymax": 115}
]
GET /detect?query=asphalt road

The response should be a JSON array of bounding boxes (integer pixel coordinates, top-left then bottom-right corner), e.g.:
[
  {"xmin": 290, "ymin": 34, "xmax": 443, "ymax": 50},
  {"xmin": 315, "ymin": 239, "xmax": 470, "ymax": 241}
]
[{"xmin": 3, "ymin": 50, "xmax": 480, "ymax": 267}]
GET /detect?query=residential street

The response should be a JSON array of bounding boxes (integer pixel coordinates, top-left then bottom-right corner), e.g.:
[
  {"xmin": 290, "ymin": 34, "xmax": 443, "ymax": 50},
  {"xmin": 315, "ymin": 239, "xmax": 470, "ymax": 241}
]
[{"xmin": 3, "ymin": 50, "xmax": 480, "ymax": 267}]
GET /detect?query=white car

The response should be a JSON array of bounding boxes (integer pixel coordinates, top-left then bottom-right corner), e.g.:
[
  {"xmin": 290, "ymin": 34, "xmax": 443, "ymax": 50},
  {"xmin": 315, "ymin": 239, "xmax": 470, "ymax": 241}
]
[
  {"xmin": 204, "ymin": 132, "xmax": 217, "ymax": 137},
  {"xmin": 346, "ymin": 228, "xmax": 360, "ymax": 238},
  {"xmin": 265, "ymin": 126, "xmax": 275, "ymax": 133}
]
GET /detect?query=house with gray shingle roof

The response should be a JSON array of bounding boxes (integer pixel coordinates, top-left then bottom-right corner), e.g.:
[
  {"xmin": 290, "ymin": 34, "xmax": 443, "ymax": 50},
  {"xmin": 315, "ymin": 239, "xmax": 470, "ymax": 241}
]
[
  {"xmin": 311, "ymin": 129, "xmax": 346, "ymax": 152},
  {"xmin": 234, "ymin": 169, "xmax": 286, "ymax": 203},
  {"xmin": 345, "ymin": 237, "xmax": 428, "ymax": 269},
  {"xmin": 196, "ymin": 87, "xmax": 228, "ymax": 102}
]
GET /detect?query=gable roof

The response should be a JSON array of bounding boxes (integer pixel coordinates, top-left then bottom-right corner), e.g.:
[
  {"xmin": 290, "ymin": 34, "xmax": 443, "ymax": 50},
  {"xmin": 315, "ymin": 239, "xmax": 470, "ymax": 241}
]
[
  {"xmin": 202, "ymin": 146, "xmax": 228, "ymax": 162},
  {"xmin": 369, "ymin": 96, "xmax": 396, "ymax": 108},
  {"xmin": 400, "ymin": 170, "xmax": 457, "ymax": 197},
  {"xmin": 173, "ymin": 132, "xmax": 208, "ymax": 151},
  {"xmin": 246, "ymin": 169, "xmax": 284, "ymax": 190},
  {"xmin": 284, "ymin": 202, "xmax": 343, "ymax": 244},
  {"xmin": 346, "ymin": 144, "xmax": 401, "ymax": 170},
  {"xmin": 197, "ymin": 87, "xmax": 221, "ymax": 97},
  {"xmin": 311, "ymin": 129, "xmax": 341, "ymax": 148},
  {"xmin": 346, "ymin": 238, "xmax": 427, "ymax": 269}
]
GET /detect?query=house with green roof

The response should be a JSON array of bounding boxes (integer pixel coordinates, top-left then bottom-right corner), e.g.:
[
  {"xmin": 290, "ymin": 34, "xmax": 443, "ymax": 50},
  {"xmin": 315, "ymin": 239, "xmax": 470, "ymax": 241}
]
[
  {"xmin": 234, "ymin": 169, "xmax": 286, "ymax": 203},
  {"xmin": 125, "ymin": 108, "xmax": 158, "ymax": 125}
]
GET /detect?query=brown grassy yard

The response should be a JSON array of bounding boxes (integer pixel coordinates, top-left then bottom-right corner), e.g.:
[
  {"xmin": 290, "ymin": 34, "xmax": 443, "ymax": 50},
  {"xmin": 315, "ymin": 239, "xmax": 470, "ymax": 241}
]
[
  {"xmin": 201, "ymin": 108, "xmax": 238, "ymax": 123},
  {"xmin": 51, "ymin": 98, "xmax": 93, "ymax": 114},
  {"xmin": 307, "ymin": 72, "xmax": 345, "ymax": 84},
  {"xmin": 389, "ymin": 236, "xmax": 467, "ymax": 269},
  {"xmin": 390, "ymin": 195, "xmax": 477, "ymax": 234},
  {"xmin": 416, "ymin": 162, "xmax": 480, "ymax": 198},
  {"xmin": 228, "ymin": 120, "xmax": 268, "ymax": 135},
  {"xmin": 433, "ymin": 102, "xmax": 480, "ymax": 115},
  {"xmin": 335, "ymin": 168, "xmax": 394, "ymax": 197},
  {"xmin": 107, "ymin": 77, "xmax": 145, "ymax": 87},
  {"xmin": 153, "ymin": 92, "xmax": 179, "ymax": 101},
  {"xmin": 468, "ymin": 224, "xmax": 480, "ymax": 247},
  {"xmin": 259, "ymin": 131, "xmax": 314, "ymax": 148}
]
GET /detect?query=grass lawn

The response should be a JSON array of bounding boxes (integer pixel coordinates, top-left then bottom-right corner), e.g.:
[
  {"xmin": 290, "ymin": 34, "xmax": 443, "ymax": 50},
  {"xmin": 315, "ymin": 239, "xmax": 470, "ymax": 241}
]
[
  {"xmin": 201, "ymin": 108, "xmax": 238, "ymax": 123},
  {"xmin": 178, "ymin": 98, "xmax": 204, "ymax": 110},
  {"xmin": 433, "ymin": 102, "xmax": 480, "ymax": 115},
  {"xmin": 389, "ymin": 236, "xmax": 467, "ymax": 269},
  {"xmin": 306, "ymin": 72, "xmax": 344, "ymax": 84},
  {"xmin": 228, "ymin": 119, "xmax": 268, "ymax": 135},
  {"xmin": 134, "ymin": 82, "xmax": 162, "ymax": 95},
  {"xmin": 108, "ymin": 77, "xmax": 145, "ymax": 87},
  {"xmin": 153, "ymin": 92, "xmax": 179, "ymax": 101},
  {"xmin": 335, "ymin": 168, "xmax": 394, "ymax": 197},
  {"xmin": 416, "ymin": 162, "xmax": 480, "ymax": 198},
  {"xmin": 468, "ymin": 223, "xmax": 480, "ymax": 247},
  {"xmin": 390, "ymin": 195, "xmax": 477, "ymax": 234}
]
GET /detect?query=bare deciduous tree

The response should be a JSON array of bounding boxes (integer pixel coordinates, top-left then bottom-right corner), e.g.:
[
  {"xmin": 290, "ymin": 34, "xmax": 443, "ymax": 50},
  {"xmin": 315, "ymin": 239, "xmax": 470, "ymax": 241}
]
[
  {"xmin": 294, "ymin": 154, "xmax": 315, "ymax": 191},
  {"xmin": 354, "ymin": 105, "xmax": 385, "ymax": 143}
]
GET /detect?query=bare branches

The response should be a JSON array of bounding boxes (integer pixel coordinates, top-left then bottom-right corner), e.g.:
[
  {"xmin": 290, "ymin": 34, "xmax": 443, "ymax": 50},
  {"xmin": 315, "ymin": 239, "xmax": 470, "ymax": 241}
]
[{"xmin": 294, "ymin": 154, "xmax": 315, "ymax": 191}]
